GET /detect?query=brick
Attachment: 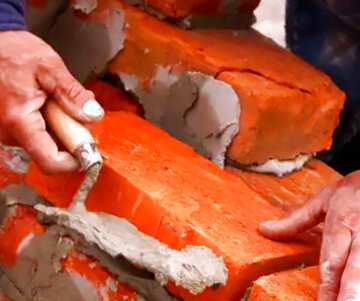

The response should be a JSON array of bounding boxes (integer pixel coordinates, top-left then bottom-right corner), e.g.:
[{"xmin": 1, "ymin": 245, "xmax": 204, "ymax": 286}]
[
  {"xmin": 138, "ymin": 0, "xmax": 261, "ymax": 18},
  {"xmin": 227, "ymin": 159, "xmax": 342, "ymax": 210},
  {"xmin": 0, "ymin": 204, "xmax": 138, "ymax": 301},
  {"xmin": 27, "ymin": 112, "xmax": 321, "ymax": 301},
  {"xmin": 42, "ymin": 0, "xmax": 344, "ymax": 166},
  {"xmin": 0, "ymin": 166, "xmax": 23, "ymax": 189},
  {"xmin": 248, "ymin": 266, "xmax": 319, "ymax": 301},
  {"xmin": 84, "ymin": 80, "xmax": 143, "ymax": 115},
  {"xmin": 104, "ymin": 0, "xmax": 344, "ymax": 165}
]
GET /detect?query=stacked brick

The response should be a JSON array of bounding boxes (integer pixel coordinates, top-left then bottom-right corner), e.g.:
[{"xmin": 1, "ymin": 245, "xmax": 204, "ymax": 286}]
[
  {"xmin": 30, "ymin": 0, "xmax": 345, "ymax": 167},
  {"xmin": 0, "ymin": 0, "xmax": 345, "ymax": 300},
  {"xmin": 0, "ymin": 82, "xmax": 333, "ymax": 300}
]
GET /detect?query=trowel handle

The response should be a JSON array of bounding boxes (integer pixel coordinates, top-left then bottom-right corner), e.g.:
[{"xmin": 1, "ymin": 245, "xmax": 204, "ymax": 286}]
[
  {"xmin": 45, "ymin": 101, "xmax": 94, "ymax": 153},
  {"xmin": 45, "ymin": 100, "xmax": 102, "ymax": 170}
]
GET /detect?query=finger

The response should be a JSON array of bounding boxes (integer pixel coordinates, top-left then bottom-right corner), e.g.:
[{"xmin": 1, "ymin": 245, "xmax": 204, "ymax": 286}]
[
  {"xmin": 337, "ymin": 234, "xmax": 360, "ymax": 301},
  {"xmin": 259, "ymin": 184, "xmax": 337, "ymax": 240},
  {"xmin": 11, "ymin": 110, "xmax": 79, "ymax": 174},
  {"xmin": 36, "ymin": 61, "xmax": 104, "ymax": 123},
  {"xmin": 318, "ymin": 223, "xmax": 352, "ymax": 301}
]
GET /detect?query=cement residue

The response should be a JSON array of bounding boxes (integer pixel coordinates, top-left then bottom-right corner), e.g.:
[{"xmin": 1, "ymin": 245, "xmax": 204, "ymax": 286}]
[
  {"xmin": 119, "ymin": 67, "xmax": 241, "ymax": 168},
  {"xmin": 247, "ymin": 154, "xmax": 312, "ymax": 177},
  {"xmin": 0, "ymin": 183, "xmax": 45, "ymax": 207},
  {"xmin": 26, "ymin": 0, "xmax": 68, "ymax": 38},
  {"xmin": 0, "ymin": 186, "xmax": 171, "ymax": 301},
  {"xmin": 0, "ymin": 231, "xmax": 102, "ymax": 301},
  {"xmin": 47, "ymin": 5, "xmax": 125, "ymax": 81},
  {"xmin": 74, "ymin": 238, "xmax": 175, "ymax": 301},
  {"xmin": 0, "ymin": 145, "xmax": 30, "ymax": 174},
  {"xmin": 72, "ymin": 0, "xmax": 98, "ymax": 14},
  {"xmin": 36, "ymin": 203, "xmax": 228, "ymax": 295}
]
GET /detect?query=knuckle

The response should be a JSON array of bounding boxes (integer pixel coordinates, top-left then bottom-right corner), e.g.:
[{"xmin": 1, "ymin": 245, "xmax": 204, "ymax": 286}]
[
  {"xmin": 57, "ymin": 81, "xmax": 86, "ymax": 101},
  {"xmin": 320, "ymin": 259, "xmax": 343, "ymax": 283}
]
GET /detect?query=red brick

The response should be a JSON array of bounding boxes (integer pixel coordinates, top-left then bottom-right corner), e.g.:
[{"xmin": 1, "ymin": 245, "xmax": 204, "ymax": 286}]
[
  {"xmin": 105, "ymin": 0, "xmax": 344, "ymax": 165},
  {"xmin": 248, "ymin": 266, "xmax": 318, "ymax": 301},
  {"xmin": 27, "ymin": 112, "xmax": 320, "ymax": 301},
  {"xmin": 227, "ymin": 160, "xmax": 341, "ymax": 210}
]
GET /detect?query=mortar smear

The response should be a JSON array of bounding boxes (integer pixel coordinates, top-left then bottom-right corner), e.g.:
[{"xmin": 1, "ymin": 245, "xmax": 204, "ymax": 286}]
[{"xmin": 36, "ymin": 204, "xmax": 228, "ymax": 295}]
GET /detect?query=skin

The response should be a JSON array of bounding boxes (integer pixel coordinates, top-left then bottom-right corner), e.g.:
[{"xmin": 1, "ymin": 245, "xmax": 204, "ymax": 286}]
[
  {"xmin": 260, "ymin": 171, "xmax": 360, "ymax": 301},
  {"xmin": 0, "ymin": 30, "xmax": 104, "ymax": 174}
]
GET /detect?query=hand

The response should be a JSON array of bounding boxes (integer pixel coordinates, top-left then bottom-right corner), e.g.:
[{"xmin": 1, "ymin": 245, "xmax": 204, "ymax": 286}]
[
  {"xmin": 259, "ymin": 171, "xmax": 360, "ymax": 301},
  {"xmin": 0, "ymin": 31, "xmax": 104, "ymax": 174}
]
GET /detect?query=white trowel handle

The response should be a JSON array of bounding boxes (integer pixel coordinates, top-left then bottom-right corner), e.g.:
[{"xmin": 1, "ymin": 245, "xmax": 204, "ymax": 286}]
[{"xmin": 45, "ymin": 101, "xmax": 102, "ymax": 170}]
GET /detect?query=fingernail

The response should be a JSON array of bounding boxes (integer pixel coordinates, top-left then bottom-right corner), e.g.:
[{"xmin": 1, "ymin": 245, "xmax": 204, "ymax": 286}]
[{"xmin": 83, "ymin": 100, "xmax": 104, "ymax": 120}]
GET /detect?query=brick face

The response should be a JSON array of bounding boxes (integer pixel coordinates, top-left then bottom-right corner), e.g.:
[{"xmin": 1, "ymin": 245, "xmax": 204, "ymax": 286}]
[
  {"xmin": 26, "ymin": 112, "xmax": 321, "ymax": 301},
  {"xmin": 106, "ymin": 0, "xmax": 344, "ymax": 165},
  {"xmin": 227, "ymin": 159, "xmax": 341, "ymax": 210},
  {"xmin": 249, "ymin": 266, "xmax": 319, "ymax": 301}
]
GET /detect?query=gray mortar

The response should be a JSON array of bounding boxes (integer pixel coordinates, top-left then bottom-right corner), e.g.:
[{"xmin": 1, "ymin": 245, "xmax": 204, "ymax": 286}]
[
  {"xmin": 0, "ymin": 231, "xmax": 101, "ymax": 301},
  {"xmin": 0, "ymin": 186, "xmax": 173, "ymax": 301},
  {"xmin": 72, "ymin": 0, "xmax": 98, "ymax": 14},
  {"xmin": 26, "ymin": 0, "xmax": 68, "ymax": 38},
  {"xmin": 62, "ymin": 230, "xmax": 176, "ymax": 301},
  {"xmin": 246, "ymin": 154, "xmax": 312, "ymax": 177},
  {"xmin": 0, "ymin": 145, "xmax": 30, "ymax": 174},
  {"xmin": 119, "ymin": 67, "xmax": 241, "ymax": 168},
  {"xmin": 0, "ymin": 185, "xmax": 226, "ymax": 298},
  {"xmin": 0, "ymin": 274, "xmax": 30, "ymax": 301},
  {"xmin": 36, "ymin": 203, "xmax": 228, "ymax": 295},
  {"xmin": 47, "ymin": 5, "xmax": 125, "ymax": 81}
]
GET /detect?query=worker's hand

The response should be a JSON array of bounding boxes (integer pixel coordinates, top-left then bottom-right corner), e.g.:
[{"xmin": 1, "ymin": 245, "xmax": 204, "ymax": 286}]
[
  {"xmin": 0, "ymin": 31, "xmax": 104, "ymax": 174},
  {"xmin": 259, "ymin": 171, "xmax": 360, "ymax": 301}
]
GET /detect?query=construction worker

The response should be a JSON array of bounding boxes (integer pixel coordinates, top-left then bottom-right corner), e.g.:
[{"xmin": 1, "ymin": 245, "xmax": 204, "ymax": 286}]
[
  {"xmin": 261, "ymin": 2, "xmax": 360, "ymax": 301},
  {"xmin": 0, "ymin": 1, "xmax": 358, "ymax": 301}
]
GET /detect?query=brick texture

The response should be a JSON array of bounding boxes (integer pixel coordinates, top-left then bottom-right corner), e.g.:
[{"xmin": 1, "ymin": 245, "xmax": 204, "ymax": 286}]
[
  {"xmin": 105, "ymin": 0, "xmax": 344, "ymax": 165},
  {"xmin": 26, "ymin": 112, "xmax": 321, "ymax": 301},
  {"xmin": 249, "ymin": 266, "xmax": 318, "ymax": 301}
]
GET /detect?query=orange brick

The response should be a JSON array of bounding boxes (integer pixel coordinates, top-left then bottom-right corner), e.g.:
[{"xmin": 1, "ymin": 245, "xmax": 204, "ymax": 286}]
[
  {"xmin": 0, "ymin": 204, "xmax": 137, "ymax": 301},
  {"xmin": 27, "ymin": 112, "xmax": 321, "ymax": 301},
  {"xmin": 140, "ymin": 0, "xmax": 260, "ymax": 18},
  {"xmin": 0, "ymin": 206, "xmax": 44, "ymax": 266},
  {"xmin": 227, "ymin": 160, "xmax": 342, "ymax": 210},
  {"xmin": 0, "ymin": 166, "xmax": 23, "ymax": 189},
  {"xmin": 84, "ymin": 80, "xmax": 143, "ymax": 115},
  {"xmin": 248, "ymin": 266, "xmax": 319, "ymax": 301},
  {"xmin": 99, "ymin": 0, "xmax": 344, "ymax": 165}
]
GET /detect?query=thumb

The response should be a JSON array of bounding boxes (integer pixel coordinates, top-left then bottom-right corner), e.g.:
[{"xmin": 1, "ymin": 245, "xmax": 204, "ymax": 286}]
[
  {"xmin": 37, "ymin": 60, "xmax": 104, "ymax": 123},
  {"xmin": 259, "ymin": 183, "xmax": 337, "ymax": 240}
]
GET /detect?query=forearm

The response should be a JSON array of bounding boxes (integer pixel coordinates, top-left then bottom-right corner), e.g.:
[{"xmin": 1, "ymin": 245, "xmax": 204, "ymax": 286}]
[{"xmin": 0, "ymin": 0, "xmax": 25, "ymax": 31}]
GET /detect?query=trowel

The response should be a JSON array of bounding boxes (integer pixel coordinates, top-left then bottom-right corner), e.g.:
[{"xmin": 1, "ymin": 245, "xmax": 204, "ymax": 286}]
[
  {"xmin": 44, "ymin": 100, "xmax": 103, "ymax": 211},
  {"xmin": 0, "ymin": 100, "xmax": 103, "ymax": 209}
]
